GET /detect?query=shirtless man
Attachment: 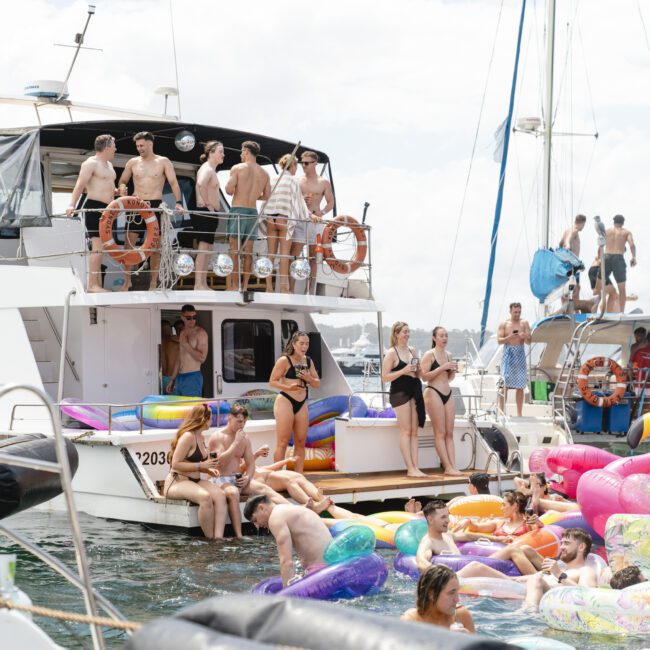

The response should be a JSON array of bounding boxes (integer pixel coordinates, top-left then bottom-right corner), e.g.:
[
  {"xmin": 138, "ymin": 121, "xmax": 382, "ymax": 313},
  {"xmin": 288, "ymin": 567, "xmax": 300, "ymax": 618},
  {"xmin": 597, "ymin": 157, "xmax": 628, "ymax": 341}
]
[
  {"xmin": 207, "ymin": 404, "xmax": 255, "ymax": 539},
  {"xmin": 295, "ymin": 151, "xmax": 334, "ymax": 293},
  {"xmin": 166, "ymin": 304, "xmax": 208, "ymax": 397},
  {"xmin": 415, "ymin": 500, "xmax": 463, "ymax": 573},
  {"xmin": 224, "ymin": 141, "xmax": 271, "ymax": 291},
  {"xmin": 160, "ymin": 320, "xmax": 180, "ymax": 394},
  {"xmin": 523, "ymin": 528, "xmax": 598, "ymax": 607},
  {"xmin": 603, "ymin": 215, "xmax": 637, "ymax": 312},
  {"xmin": 194, "ymin": 141, "xmax": 225, "ymax": 291},
  {"xmin": 244, "ymin": 495, "xmax": 332, "ymax": 586},
  {"xmin": 497, "ymin": 302, "xmax": 532, "ymax": 417},
  {"xmin": 118, "ymin": 131, "xmax": 185, "ymax": 290},
  {"xmin": 66, "ymin": 134, "xmax": 118, "ymax": 292},
  {"xmin": 559, "ymin": 214, "xmax": 586, "ymax": 301}
]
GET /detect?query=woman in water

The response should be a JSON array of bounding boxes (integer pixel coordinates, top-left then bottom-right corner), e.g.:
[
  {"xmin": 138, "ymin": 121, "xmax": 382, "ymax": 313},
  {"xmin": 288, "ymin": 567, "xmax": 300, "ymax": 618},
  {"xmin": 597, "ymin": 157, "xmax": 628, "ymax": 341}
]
[
  {"xmin": 401, "ymin": 564, "xmax": 475, "ymax": 633},
  {"xmin": 420, "ymin": 326, "xmax": 462, "ymax": 476},
  {"xmin": 163, "ymin": 404, "xmax": 226, "ymax": 539},
  {"xmin": 381, "ymin": 321, "xmax": 425, "ymax": 478},
  {"xmin": 453, "ymin": 491, "xmax": 541, "ymax": 543},
  {"xmin": 263, "ymin": 153, "xmax": 311, "ymax": 293},
  {"xmin": 269, "ymin": 330, "xmax": 320, "ymax": 473}
]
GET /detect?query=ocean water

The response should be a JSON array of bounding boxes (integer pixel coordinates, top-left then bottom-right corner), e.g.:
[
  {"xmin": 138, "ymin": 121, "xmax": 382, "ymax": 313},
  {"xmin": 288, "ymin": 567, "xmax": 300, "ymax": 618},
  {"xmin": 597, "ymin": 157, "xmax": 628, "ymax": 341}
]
[{"xmin": 2, "ymin": 510, "xmax": 648, "ymax": 650}]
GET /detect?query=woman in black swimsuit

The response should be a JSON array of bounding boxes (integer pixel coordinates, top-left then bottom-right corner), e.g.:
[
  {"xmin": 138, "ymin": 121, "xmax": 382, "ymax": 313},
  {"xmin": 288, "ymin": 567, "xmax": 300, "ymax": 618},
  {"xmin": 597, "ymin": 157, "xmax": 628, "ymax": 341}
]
[
  {"xmin": 163, "ymin": 403, "xmax": 226, "ymax": 538},
  {"xmin": 270, "ymin": 331, "xmax": 320, "ymax": 474},
  {"xmin": 420, "ymin": 326, "xmax": 462, "ymax": 477},
  {"xmin": 381, "ymin": 321, "xmax": 426, "ymax": 478}
]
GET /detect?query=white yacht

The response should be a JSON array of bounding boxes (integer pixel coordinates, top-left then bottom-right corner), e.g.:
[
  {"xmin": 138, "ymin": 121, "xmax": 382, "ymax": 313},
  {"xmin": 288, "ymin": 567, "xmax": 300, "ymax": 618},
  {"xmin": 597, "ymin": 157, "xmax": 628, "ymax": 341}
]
[{"xmin": 331, "ymin": 328, "xmax": 380, "ymax": 376}]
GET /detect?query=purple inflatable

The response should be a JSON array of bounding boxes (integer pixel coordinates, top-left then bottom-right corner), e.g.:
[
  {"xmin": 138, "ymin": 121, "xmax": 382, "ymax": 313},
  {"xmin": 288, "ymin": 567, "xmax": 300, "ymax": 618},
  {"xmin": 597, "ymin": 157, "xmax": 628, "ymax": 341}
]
[
  {"xmin": 394, "ymin": 552, "xmax": 520, "ymax": 580},
  {"xmin": 251, "ymin": 553, "xmax": 388, "ymax": 600},
  {"xmin": 459, "ymin": 540, "xmax": 506, "ymax": 557}
]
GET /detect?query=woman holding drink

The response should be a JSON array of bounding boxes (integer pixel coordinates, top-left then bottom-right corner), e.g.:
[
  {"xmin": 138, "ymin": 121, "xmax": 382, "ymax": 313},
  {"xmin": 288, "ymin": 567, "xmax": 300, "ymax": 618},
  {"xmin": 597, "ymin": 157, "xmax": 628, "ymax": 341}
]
[
  {"xmin": 381, "ymin": 321, "xmax": 426, "ymax": 478},
  {"xmin": 269, "ymin": 331, "xmax": 320, "ymax": 473},
  {"xmin": 420, "ymin": 326, "xmax": 462, "ymax": 476}
]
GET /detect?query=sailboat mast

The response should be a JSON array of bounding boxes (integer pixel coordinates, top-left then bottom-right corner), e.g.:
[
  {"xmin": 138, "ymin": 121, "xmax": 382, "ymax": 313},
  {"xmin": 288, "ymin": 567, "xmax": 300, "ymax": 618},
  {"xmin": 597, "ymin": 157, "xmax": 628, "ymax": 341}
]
[{"xmin": 541, "ymin": 0, "xmax": 556, "ymax": 251}]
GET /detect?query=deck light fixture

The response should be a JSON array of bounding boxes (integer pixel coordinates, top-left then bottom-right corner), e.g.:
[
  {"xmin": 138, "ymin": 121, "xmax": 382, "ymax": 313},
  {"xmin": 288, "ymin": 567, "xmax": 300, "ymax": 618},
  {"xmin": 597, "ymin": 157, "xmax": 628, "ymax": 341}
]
[
  {"xmin": 174, "ymin": 129, "xmax": 195, "ymax": 152},
  {"xmin": 211, "ymin": 254, "xmax": 234, "ymax": 277},
  {"xmin": 173, "ymin": 253, "xmax": 194, "ymax": 276},
  {"xmin": 290, "ymin": 258, "xmax": 310, "ymax": 281},
  {"xmin": 253, "ymin": 257, "xmax": 273, "ymax": 279}
]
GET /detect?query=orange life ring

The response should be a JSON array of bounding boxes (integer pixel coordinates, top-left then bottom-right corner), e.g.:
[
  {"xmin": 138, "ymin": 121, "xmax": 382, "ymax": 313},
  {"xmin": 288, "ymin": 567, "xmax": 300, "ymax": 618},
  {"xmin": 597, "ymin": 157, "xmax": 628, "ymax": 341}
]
[
  {"xmin": 577, "ymin": 356, "xmax": 627, "ymax": 407},
  {"xmin": 99, "ymin": 197, "xmax": 160, "ymax": 266},
  {"xmin": 321, "ymin": 215, "xmax": 367, "ymax": 275}
]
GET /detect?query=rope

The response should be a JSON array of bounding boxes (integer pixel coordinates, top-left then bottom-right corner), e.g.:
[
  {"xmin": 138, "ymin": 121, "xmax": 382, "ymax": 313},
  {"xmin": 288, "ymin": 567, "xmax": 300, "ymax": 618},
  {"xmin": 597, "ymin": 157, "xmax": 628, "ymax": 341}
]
[
  {"xmin": 437, "ymin": 0, "xmax": 506, "ymax": 323},
  {"xmin": 158, "ymin": 206, "xmax": 180, "ymax": 290},
  {"xmin": 0, "ymin": 597, "xmax": 141, "ymax": 631}
]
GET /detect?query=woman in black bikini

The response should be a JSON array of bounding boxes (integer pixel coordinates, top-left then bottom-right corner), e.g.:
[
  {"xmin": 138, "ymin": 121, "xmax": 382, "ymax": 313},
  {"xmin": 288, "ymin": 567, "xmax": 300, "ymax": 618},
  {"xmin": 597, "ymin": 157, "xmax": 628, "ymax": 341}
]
[
  {"xmin": 381, "ymin": 321, "xmax": 426, "ymax": 478},
  {"xmin": 270, "ymin": 331, "xmax": 320, "ymax": 474},
  {"xmin": 420, "ymin": 326, "xmax": 462, "ymax": 477},
  {"xmin": 163, "ymin": 403, "xmax": 225, "ymax": 538}
]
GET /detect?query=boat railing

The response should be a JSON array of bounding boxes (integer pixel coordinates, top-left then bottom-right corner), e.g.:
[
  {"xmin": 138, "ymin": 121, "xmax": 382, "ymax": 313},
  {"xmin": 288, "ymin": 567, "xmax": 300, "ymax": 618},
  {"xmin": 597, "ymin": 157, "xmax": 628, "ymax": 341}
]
[
  {"xmin": 0, "ymin": 383, "xmax": 128, "ymax": 649},
  {"xmin": 505, "ymin": 450, "xmax": 524, "ymax": 477},
  {"xmin": 36, "ymin": 207, "xmax": 374, "ymax": 298},
  {"xmin": 463, "ymin": 336, "xmax": 485, "ymax": 377},
  {"xmin": 484, "ymin": 451, "xmax": 503, "ymax": 494}
]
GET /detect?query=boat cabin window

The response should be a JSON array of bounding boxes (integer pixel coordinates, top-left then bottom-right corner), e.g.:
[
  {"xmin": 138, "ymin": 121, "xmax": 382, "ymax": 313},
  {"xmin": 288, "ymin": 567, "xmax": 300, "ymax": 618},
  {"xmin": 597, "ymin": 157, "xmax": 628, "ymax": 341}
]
[{"xmin": 222, "ymin": 319, "xmax": 274, "ymax": 382}]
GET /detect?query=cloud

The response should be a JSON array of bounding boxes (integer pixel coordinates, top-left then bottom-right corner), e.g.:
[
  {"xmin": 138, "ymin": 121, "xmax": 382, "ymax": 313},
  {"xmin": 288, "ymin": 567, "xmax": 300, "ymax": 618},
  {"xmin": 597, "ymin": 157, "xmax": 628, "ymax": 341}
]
[{"xmin": 1, "ymin": 0, "xmax": 649, "ymax": 333}]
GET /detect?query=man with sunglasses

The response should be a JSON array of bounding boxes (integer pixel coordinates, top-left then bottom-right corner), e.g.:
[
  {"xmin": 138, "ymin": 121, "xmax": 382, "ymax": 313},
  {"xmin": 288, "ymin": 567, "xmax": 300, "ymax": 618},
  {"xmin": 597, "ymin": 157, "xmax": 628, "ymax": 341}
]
[
  {"xmin": 296, "ymin": 151, "xmax": 334, "ymax": 292},
  {"xmin": 166, "ymin": 304, "xmax": 208, "ymax": 397}
]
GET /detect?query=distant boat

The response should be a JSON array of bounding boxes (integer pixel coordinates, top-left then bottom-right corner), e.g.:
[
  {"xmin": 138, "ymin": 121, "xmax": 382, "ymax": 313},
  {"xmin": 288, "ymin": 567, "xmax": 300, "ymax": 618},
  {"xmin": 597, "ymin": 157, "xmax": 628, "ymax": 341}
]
[{"xmin": 331, "ymin": 329, "xmax": 380, "ymax": 376}]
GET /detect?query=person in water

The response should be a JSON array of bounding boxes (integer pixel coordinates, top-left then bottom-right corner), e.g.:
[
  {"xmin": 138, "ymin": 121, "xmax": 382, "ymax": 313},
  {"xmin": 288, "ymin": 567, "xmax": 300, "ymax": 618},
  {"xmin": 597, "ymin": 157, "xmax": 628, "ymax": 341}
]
[
  {"xmin": 415, "ymin": 500, "xmax": 465, "ymax": 573},
  {"xmin": 452, "ymin": 491, "xmax": 541, "ymax": 544},
  {"xmin": 244, "ymin": 495, "xmax": 332, "ymax": 587},
  {"xmin": 163, "ymin": 404, "xmax": 225, "ymax": 539},
  {"xmin": 381, "ymin": 321, "xmax": 426, "ymax": 478},
  {"xmin": 420, "ymin": 326, "xmax": 462, "ymax": 476},
  {"xmin": 401, "ymin": 564, "xmax": 475, "ymax": 633},
  {"xmin": 269, "ymin": 330, "xmax": 320, "ymax": 474},
  {"xmin": 497, "ymin": 302, "xmax": 531, "ymax": 417},
  {"xmin": 609, "ymin": 565, "xmax": 647, "ymax": 590}
]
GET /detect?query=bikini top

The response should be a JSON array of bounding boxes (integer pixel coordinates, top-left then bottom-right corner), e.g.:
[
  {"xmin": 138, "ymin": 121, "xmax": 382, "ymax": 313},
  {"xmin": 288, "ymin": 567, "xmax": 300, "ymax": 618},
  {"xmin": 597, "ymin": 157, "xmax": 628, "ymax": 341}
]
[
  {"xmin": 494, "ymin": 520, "xmax": 528, "ymax": 537},
  {"xmin": 284, "ymin": 354, "xmax": 312, "ymax": 380},
  {"xmin": 430, "ymin": 352, "xmax": 451, "ymax": 373},
  {"xmin": 186, "ymin": 439, "xmax": 207, "ymax": 464}
]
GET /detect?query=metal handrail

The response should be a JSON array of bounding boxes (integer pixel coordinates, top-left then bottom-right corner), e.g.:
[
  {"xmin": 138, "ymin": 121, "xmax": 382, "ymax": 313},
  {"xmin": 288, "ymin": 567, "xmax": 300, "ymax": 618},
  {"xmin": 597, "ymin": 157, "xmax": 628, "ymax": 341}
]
[
  {"xmin": 0, "ymin": 383, "xmax": 116, "ymax": 648},
  {"xmin": 460, "ymin": 429, "xmax": 477, "ymax": 471},
  {"xmin": 506, "ymin": 450, "xmax": 524, "ymax": 477},
  {"xmin": 43, "ymin": 306, "xmax": 79, "ymax": 382},
  {"xmin": 484, "ymin": 450, "xmax": 503, "ymax": 494}
]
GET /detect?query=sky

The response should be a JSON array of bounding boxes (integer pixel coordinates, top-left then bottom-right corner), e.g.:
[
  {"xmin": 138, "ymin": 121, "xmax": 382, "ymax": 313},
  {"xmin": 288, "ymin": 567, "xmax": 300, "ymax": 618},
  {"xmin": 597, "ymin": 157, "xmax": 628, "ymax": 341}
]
[{"xmin": 2, "ymin": 0, "xmax": 649, "ymax": 334}]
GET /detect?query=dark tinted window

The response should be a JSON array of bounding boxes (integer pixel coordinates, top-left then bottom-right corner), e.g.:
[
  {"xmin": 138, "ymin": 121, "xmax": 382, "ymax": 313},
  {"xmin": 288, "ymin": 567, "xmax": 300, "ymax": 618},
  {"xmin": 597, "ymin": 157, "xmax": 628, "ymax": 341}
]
[
  {"xmin": 281, "ymin": 319, "xmax": 299, "ymax": 350},
  {"xmin": 222, "ymin": 320, "xmax": 274, "ymax": 382}
]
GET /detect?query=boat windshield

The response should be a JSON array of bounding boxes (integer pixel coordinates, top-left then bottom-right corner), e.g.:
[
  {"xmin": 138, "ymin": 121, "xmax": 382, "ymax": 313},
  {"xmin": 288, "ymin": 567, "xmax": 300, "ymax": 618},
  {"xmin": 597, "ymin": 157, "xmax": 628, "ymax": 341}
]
[{"xmin": 474, "ymin": 337, "xmax": 499, "ymax": 368}]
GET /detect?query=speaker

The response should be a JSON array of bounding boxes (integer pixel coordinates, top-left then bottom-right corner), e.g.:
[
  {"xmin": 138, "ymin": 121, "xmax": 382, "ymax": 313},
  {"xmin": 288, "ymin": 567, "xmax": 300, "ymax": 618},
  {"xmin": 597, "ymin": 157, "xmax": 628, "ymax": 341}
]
[{"xmin": 307, "ymin": 332, "xmax": 323, "ymax": 378}]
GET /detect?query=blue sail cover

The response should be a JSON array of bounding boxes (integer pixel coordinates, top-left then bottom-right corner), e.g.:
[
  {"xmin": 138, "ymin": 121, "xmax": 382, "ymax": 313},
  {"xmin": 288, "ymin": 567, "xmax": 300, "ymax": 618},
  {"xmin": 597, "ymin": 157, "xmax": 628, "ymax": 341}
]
[{"xmin": 530, "ymin": 248, "xmax": 584, "ymax": 303}]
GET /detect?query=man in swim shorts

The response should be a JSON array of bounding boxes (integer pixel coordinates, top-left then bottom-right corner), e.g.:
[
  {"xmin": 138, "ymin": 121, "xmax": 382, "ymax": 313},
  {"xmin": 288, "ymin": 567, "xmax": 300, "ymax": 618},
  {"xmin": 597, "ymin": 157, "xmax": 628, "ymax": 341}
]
[
  {"xmin": 166, "ymin": 304, "xmax": 208, "ymax": 397},
  {"xmin": 603, "ymin": 214, "xmax": 637, "ymax": 312},
  {"xmin": 66, "ymin": 134, "xmax": 118, "ymax": 293},
  {"xmin": 497, "ymin": 302, "xmax": 531, "ymax": 417},
  {"xmin": 208, "ymin": 404, "xmax": 255, "ymax": 539},
  {"xmin": 118, "ymin": 131, "xmax": 185, "ymax": 290},
  {"xmin": 224, "ymin": 141, "xmax": 271, "ymax": 291},
  {"xmin": 244, "ymin": 495, "xmax": 332, "ymax": 586}
]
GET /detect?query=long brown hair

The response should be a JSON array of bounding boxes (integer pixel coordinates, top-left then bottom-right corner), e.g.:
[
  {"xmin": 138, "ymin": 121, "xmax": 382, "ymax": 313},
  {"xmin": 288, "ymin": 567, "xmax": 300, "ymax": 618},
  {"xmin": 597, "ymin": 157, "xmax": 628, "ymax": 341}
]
[
  {"xmin": 200, "ymin": 140, "xmax": 222, "ymax": 163},
  {"xmin": 167, "ymin": 403, "xmax": 212, "ymax": 464},
  {"xmin": 390, "ymin": 321, "xmax": 408, "ymax": 348},
  {"xmin": 284, "ymin": 330, "xmax": 309, "ymax": 356},
  {"xmin": 416, "ymin": 565, "xmax": 456, "ymax": 615},
  {"xmin": 431, "ymin": 326, "xmax": 446, "ymax": 349}
]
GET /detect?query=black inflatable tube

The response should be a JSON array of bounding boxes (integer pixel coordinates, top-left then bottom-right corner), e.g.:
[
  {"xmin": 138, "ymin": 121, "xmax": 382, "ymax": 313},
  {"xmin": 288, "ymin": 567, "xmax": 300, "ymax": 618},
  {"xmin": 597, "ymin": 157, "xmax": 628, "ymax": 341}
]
[
  {"xmin": 0, "ymin": 434, "xmax": 79, "ymax": 519},
  {"xmin": 125, "ymin": 594, "xmax": 520, "ymax": 650}
]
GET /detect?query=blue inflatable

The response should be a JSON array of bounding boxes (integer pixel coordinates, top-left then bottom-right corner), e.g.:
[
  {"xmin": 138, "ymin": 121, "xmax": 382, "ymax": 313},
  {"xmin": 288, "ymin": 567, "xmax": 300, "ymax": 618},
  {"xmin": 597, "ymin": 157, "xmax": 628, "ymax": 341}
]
[
  {"xmin": 252, "ymin": 553, "xmax": 388, "ymax": 600},
  {"xmin": 136, "ymin": 395, "xmax": 231, "ymax": 428},
  {"xmin": 324, "ymin": 525, "xmax": 375, "ymax": 564}
]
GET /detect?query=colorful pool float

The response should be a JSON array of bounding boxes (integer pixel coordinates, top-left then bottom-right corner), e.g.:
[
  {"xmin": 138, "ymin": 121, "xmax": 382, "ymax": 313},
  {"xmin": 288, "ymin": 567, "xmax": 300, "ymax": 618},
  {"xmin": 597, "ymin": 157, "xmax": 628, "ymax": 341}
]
[
  {"xmin": 539, "ymin": 581, "xmax": 650, "ymax": 636},
  {"xmin": 330, "ymin": 520, "xmax": 395, "ymax": 549},
  {"xmin": 448, "ymin": 494, "xmax": 504, "ymax": 518},
  {"xmin": 393, "ymin": 552, "xmax": 521, "ymax": 580},
  {"xmin": 137, "ymin": 395, "xmax": 231, "ymax": 428},
  {"xmin": 539, "ymin": 511, "xmax": 603, "ymax": 545},
  {"xmin": 627, "ymin": 411, "xmax": 650, "ymax": 450},
  {"xmin": 605, "ymin": 513, "xmax": 650, "ymax": 575},
  {"xmin": 458, "ymin": 577, "xmax": 526, "ymax": 600},
  {"xmin": 300, "ymin": 395, "xmax": 368, "ymax": 448}
]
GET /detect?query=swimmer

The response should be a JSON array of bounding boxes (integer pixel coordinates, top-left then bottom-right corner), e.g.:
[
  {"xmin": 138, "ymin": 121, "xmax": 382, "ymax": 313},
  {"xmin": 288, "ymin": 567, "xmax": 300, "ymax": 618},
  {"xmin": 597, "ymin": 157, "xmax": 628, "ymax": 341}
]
[
  {"xmin": 415, "ymin": 500, "xmax": 464, "ymax": 573},
  {"xmin": 401, "ymin": 564, "xmax": 475, "ymax": 633},
  {"xmin": 610, "ymin": 565, "xmax": 647, "ymax": 590},
  {"xmin": 244, "ymin": 495, "xmax": 332, "ymax": 587}
]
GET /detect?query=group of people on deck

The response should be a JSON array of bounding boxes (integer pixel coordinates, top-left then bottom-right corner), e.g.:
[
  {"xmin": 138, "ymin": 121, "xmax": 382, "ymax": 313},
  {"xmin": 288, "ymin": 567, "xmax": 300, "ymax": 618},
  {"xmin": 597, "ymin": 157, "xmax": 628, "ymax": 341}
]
[{"xmin": 67, "ymin": 133, "xmax": 333, "ymax": 294}]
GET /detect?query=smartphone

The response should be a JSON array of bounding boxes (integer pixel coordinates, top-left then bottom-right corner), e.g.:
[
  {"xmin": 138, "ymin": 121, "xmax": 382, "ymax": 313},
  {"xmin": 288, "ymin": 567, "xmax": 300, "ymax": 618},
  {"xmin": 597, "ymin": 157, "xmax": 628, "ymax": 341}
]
[
  {"xmin": 525, "ymin": 507, "xmax": 534, "ymax": 516},
  {"xmin": 513, "ymin": 330, "xmax": 519, "ymax": 334},
  {"xmin": 209, "ymin": 451, "xmax": 218, "ymax": 460}
]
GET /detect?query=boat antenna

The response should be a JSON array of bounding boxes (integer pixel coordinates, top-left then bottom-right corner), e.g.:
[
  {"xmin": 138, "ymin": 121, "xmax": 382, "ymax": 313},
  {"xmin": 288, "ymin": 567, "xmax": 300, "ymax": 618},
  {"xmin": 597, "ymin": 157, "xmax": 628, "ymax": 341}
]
[
  {"xmin": 362, "ymin": 202, "xmax": 370, "ymax": 224},
  {"xmin": 169, "ymin": 0, "xmax": 182, "ymax": 119},
  {"xmin": 55, "ymin": 4, "xmax": 97, "ymax": 102}
]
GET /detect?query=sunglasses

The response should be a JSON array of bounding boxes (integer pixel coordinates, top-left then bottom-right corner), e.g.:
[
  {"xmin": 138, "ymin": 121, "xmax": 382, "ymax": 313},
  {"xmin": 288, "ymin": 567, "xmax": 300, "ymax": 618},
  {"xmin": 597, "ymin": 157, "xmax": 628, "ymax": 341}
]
[
  {"xmin": 183, "ymin": 315, "xmax": 197, "ymax": 320},
  {"xmin": 300, "ymin": 161, "xmax": 316, "ymax": 165}
]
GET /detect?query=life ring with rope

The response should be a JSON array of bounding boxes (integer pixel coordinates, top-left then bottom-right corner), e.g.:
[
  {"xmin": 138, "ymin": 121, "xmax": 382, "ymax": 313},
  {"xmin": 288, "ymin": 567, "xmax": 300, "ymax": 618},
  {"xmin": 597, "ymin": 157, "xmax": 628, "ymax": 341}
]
[
  {"xmin": 99, "ymin": 197, "xmax": 159, "ymax": 266},
  {"xmin": 577, "ymin": 356, "xmax": 627, "ymax": 407},
  {"xmin": 321, "ymin": 215, "xmax": 367, "ymax": 275}
]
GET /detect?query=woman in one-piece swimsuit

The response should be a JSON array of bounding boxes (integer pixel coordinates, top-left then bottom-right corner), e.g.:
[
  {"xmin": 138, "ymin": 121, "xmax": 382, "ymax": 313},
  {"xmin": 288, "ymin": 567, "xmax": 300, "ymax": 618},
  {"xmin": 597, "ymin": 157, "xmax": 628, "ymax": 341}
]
[
  {"xmin": 381, "ymin": 321, "xmax": 426, "ymax": 478},
  {"xmin": 420, "ymin": 326, "xmax": 462, "ymax": 477},
  {"xmin": 163, "ymin": 403, "xmax": 227, "ymax": 538},
  {"xmin": 269, "ymin": 330, "xmax": 320, "ymax": 474}
]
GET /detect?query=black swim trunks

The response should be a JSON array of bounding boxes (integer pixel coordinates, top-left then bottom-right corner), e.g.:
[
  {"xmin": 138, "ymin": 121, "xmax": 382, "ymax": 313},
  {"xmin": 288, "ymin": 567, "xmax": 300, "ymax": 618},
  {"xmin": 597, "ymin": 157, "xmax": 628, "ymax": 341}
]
[
  {"xmin": 125, "ymin": 199, "xmax": 162, "ymax": 237},
  {"xmin": 604, "ymin": 253, "xmax": 626, "ymax": 284},
  {"xmin": 79, "ymin": 197, "xmax": 108, "ymax": 239},
  {"xmin": 191, "ymin": 207, "xmax": 219, "ymax": 244},
  {"xmin": 588, "ymin": 265, "xmax": 600, "ymax": 290}
]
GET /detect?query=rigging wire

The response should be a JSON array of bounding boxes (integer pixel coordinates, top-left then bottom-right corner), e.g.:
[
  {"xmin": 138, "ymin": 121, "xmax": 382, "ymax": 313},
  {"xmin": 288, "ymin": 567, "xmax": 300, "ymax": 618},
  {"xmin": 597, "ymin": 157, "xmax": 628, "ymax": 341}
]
[
  {"xmin": 437, "ymin": 0, "xmax": 506, "ymax": 323},
  {"xmin": 638, "ymin": 0, "xmax": 650, "ymax": 49},
  {"xmin": 169, "ymin": 0, "xmax": 182, "ymax": 119}
]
